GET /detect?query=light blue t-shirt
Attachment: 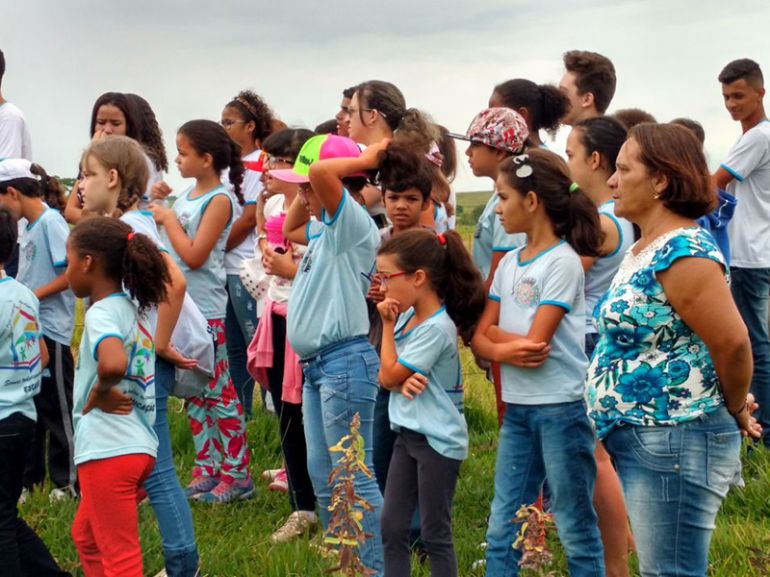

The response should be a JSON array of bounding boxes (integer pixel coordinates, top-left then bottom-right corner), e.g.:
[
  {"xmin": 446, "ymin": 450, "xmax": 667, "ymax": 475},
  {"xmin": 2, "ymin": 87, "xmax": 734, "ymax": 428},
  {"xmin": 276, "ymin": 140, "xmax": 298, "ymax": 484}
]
[
  {"xmin": 121, "ymin": 210, "xmax": 167, "ymax": 252},
  {"xmin": 17, "ymin": 207, "xmax": 75, "ymax": 345},
  {"xmin": 288, "ymin": 190, "xmax": 379, "ymax": 359},
  {"xmin": 165, "ymin": 185, "xmax": 233, "ymax": 320},
  {"xmin": 489, "ymin": 241, "xmax": 588, "ymax": 404},
  {"xmin": 73, "ymin": 293, "xmax": 158, "ymax": 465},
  {"xmin": 0, "ymin": 276, "xmax": 43, "ymax": 422},
  {"xmin": 390, "ymin": 307, "xmax": 468, "ymax": 461},
  {"xmin": 585, "ymin": 201, "xmax": 635, "ymax": 333},
  {"xmin": 472, "ymin": 193, "xmax": 526, "ymax": 281}
]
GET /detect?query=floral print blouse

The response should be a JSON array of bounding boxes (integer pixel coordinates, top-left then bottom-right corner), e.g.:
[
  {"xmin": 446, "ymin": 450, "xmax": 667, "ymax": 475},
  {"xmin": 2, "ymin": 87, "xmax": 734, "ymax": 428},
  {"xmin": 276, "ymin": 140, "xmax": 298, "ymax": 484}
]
[{"xmin": 587, "ymin": 227, "xmax": 727, "ymax": 439}]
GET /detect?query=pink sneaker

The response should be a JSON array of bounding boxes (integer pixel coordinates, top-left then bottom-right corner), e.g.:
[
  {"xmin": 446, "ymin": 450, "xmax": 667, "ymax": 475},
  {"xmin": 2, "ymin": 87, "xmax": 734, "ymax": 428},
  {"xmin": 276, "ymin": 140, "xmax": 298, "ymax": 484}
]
[{"xmin": 268, "ymin": 469, "xmax": 289, "ymax": 493}]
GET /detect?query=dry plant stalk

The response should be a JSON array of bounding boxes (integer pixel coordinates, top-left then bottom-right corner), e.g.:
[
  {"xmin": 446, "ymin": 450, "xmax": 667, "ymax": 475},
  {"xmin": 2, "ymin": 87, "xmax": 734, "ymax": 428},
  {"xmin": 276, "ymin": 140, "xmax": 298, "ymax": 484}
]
[
  {"xmin": 324, "ymin": 412, "xmax": 376, "ymax": 576},
  {"xmin": 513, "ymin": 504, "xmax": 559, "ymax": 576}
]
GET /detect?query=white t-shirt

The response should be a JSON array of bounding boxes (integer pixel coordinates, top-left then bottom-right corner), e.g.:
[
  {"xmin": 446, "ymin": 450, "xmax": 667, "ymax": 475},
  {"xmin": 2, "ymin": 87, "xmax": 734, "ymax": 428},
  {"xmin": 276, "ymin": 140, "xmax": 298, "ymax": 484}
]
[
  {"xmin": 0, "ymin": 102, "xmax": 33, "ymax": 160},
  {"xmin": 223, "ymin": 150, "xmax": 263, "ymax": 274},
  {"xmin": 723, "ymin": 120, "xmax": 770, "ymax": 268}
]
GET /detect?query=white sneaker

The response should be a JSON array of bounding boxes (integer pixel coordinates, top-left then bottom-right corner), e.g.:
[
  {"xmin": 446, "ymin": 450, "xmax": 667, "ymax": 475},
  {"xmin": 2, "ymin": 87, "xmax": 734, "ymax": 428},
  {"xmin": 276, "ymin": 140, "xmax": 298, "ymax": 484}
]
[
  {"xmin": 18, "ymin": 488, "xmax": 29, "ymax": 506},
  {"xmin": 270, "ymin": 511, "xmax": 318, "ymax": 544},
  {"xmin": 49, "ymin": 486, "xmax": 78, "ymax": 502}
]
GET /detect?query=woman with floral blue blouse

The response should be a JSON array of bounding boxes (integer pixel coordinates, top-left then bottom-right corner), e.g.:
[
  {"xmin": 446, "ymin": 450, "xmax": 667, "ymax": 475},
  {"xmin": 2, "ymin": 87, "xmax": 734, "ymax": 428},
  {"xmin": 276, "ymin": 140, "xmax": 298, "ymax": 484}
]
[{"xmin": 587, "ymin": 123, "xmax": 762, "ymax": 577}]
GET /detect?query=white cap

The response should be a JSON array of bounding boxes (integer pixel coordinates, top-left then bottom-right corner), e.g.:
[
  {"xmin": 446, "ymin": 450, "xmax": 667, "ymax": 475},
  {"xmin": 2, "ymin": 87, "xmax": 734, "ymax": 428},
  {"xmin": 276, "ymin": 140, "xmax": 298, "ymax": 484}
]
[{"xmin": 0, "ymin": 158, "xmax": 36, "ymax": 183}]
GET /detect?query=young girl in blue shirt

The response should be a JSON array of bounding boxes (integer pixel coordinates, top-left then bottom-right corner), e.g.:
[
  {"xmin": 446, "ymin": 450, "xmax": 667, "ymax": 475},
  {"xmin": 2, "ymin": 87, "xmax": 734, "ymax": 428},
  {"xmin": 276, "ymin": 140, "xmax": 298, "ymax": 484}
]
[
  {"xmin": 471, "ymin": 149, "xmax": 606, "ymax": 577},
  {"xmin": 151, "ymin": 119, "xmax": 253, "ymax": 503},
  {"xmin": 66, "ymin": 216, "xmax": 168, "ymax": 577},
  {"xmin": 376, "ymin": 228, "xmax": 485, "ymax": 577}
]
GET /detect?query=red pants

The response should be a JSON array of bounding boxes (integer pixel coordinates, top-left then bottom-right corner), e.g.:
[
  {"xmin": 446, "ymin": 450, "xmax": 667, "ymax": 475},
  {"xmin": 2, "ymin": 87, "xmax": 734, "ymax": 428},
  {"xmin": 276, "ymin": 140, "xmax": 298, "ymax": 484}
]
[{"xmin": 72, "ymin": 454, "xmax": 155, "ymax": 577}]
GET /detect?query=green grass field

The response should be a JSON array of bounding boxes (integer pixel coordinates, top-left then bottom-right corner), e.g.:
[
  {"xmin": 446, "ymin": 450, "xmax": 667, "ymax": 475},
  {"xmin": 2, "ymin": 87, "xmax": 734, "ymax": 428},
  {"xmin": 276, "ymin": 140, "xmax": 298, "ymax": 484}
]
[
  {"xmin": 27, "ymin": 195, "xmax": 770, "ymax": 575},
  {"xmin": 21, "ymin": 351, "xmax": 770, "ymax": 576}
]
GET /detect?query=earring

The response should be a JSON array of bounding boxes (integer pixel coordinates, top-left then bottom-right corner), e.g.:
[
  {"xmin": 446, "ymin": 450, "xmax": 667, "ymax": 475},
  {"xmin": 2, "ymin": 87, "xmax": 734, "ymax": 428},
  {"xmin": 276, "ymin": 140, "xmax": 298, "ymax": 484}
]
[{"xmin": 652, "ymin": 192, "xmax": 661, "ymax": 200}]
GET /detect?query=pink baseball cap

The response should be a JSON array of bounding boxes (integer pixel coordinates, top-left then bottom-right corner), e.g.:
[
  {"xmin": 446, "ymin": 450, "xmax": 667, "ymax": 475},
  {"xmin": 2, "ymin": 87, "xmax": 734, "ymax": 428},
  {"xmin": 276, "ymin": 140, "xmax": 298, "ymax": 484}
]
[
  {"xmin": 449, "ymin": 108, "xmax": 529, "ymax": 154},
  {"xmin": 269, "ymin": 134, "xmax": 365, "ymax": 184}
]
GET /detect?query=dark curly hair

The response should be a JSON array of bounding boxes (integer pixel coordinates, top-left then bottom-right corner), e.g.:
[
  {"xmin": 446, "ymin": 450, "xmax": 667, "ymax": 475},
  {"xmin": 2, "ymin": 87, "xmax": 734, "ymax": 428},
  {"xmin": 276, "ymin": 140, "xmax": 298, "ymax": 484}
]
[
  {"xmin": 377, "ymin": 143, "xmax": 433, "ymax": 201},
  {"xmin": 226, "ymin": 90, "xmax": 274, "ymax": 143},
  {"xmin": 70, "ymin": 217, "xmax": 169, "ymax": 313},
  {"xmin": 379, "ymin": 229, "xmax": 485, "ymax": 345},
  {"xmin": 126, "ymin": 93, "xmax": 168, "ymax": 172}
]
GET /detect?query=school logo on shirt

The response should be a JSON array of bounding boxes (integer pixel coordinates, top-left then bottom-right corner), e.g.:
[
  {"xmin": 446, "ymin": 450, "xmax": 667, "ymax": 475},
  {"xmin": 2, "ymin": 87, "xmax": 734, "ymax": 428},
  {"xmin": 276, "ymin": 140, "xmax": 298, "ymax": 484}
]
[
  {"xmin": 513, "ymin": 277, "xmax": 540, "ymax": 308},
  {"xmin": 22, "ymin": 241, "xmax": 37, "ymax": 263},
  {"xmin": 2, "ymin": 304, "xmax": 42, "ymax": 374},
  {"xmin": 125, "ymin": 322, "xmax": 155, "ymax": 392}
]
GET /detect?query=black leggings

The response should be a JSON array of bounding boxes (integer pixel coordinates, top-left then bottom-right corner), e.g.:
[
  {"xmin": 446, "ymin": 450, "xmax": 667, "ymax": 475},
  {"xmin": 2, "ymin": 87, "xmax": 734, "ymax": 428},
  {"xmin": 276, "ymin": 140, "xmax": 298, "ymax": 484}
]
[{"xmin": 265, "ymin": 313, "xmax": 316, "ymax": 512}]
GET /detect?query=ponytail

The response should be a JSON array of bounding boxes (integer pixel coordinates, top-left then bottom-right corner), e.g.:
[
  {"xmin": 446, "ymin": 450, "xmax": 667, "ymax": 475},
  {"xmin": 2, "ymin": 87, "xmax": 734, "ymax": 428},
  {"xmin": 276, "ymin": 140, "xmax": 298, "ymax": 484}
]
[
  {"xmin": 499, "ymin": 148, "xmax": 603, "ymax": 257},
  {"xmin": 227, "ymin": 138, "xmax": 245, "ymax": 205},
  {"xmin": 492, "ymin": 79, "xmax": 569, "ymax": 135},
  {"xmin": 30, "ymin": 164, "xmax": 66, "ymax": 213},
  {"xmin": 378, "ymin": 229, "xmax": 485, "ymax": 345},
  {"xmin": 0, "ymin": 162, "xmax": 66, "ymax": 213},
  {"xmin": 178, "ymin": 119, "xmax": 245, "ymax": 205},
  {"xmin": 70, "ymin": 217, "xmax": 169, "ymax": 314}
]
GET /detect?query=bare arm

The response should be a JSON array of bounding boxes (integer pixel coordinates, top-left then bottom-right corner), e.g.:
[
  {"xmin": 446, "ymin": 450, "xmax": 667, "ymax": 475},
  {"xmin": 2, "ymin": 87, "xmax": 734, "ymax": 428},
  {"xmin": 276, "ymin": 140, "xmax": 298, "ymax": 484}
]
[
  {"xmin": 64, "ymin": 183, "xmax": 84, "ymax": 225},
  {"xmin": 713, "ymin": 167, "xmax": 734, "ymax": 192},
  {"xmin": 471, "ymin": 299, "xmax": 551, "ymax": 366},
  {"xmin": 34, "ymin": 273, "xmax": 69, "ymax": 301},
  {"xmin": 282, "ymin": 195, "xmax": 311, "ymax": 246},
  {"xmin": 657, "ymin": 257, "xmax": 754, "ymax": 431},
  {"xmin": 226, "ymin": 203, "xmax": 257, "ymax": 251},
  {"xmin": 152, "ymin": 195, "xmax": 231, "ymax": 270}
]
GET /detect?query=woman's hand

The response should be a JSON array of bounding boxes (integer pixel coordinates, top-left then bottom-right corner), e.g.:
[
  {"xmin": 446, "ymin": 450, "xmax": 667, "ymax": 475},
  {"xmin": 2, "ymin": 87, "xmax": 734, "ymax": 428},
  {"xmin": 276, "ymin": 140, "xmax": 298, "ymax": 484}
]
[
  {"xmin": 263, "ymin": 246, "xmax": 297, "ymax": 279},
  {"xmin": 377, "ymin": 297, "xmax": 400, "ymax": 324},
  {"xmin": 82, "ymin": 387, "xmax": 133, "ymax": 415},
  {"xmin": 357, "ymin": 137, "xmax": 391, "ymax": 170},
  {"xmin": 151, "ymin": 180, "xmax": 173, "ymax": 201},
  {"xmin": 400, "ymin": 373, "xmax": 428, "ymax": 400},
  {"xmin": 734, "ymin": 393, "xmax": 763, "ymax": 439},
  {"xmin": 156, "ymin": 343, "xmax": 198, "ymax": 370}
]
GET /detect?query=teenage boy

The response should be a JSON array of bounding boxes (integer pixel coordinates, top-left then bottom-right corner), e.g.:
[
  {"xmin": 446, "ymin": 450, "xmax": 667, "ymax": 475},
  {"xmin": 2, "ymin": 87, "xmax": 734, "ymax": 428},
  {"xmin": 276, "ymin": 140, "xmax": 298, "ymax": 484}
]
[
  {"xmin": 559, "ymin": 50, "xmax": 617, "ymax": 126},
  {"xmin": 714, "ymin": 58, "xmax": 770, "ymax": 446}
]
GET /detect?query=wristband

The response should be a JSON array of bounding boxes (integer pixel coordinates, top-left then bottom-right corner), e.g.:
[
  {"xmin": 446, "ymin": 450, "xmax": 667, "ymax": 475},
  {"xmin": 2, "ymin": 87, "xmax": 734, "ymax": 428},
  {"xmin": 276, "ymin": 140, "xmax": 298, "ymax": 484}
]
[{"xmin": 728, "ymin": 401, "xmax": 748, "ymax": 417}]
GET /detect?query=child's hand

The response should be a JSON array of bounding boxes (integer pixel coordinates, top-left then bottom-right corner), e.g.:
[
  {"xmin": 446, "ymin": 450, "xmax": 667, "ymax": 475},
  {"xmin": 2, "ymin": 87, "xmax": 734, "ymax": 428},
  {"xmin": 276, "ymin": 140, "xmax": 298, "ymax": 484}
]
[
  {"xmin": 400, "ymin": 373, "xmax": 428, "ymax": 400},
  {"xmin": 377, "ymin": 297, "xmax": 400, "ymax": 323},
  {"xmin": 736, "ymin": 393, "xmax": 763, "ymax": 439},
  {"xmin": 151, "ymin": 180, "xmax": 173, "ymax": 201},
  {"xmin": 83, "ymin": 387, "xmax": 133, "ymax": 416},
  {"xmin": 150, "ymin": 203, "xmax": 173, "ymax": 226},
  {"xmin": 263, "ymin": 246, "xmax": 297, "ymax": 279},
  {"xmin": 358, "ymin": 137, "xmax": 391, "ymax": 170},
  {"xmin": 367, "ymin": 274, "xmax": 385, "ymax": 303},
  {"xmin": 156, "ymin": 343, "xmax": 198, "ymax": 370},
  {"xmin": 501, "ymin": 338, "xmax": 551, "ymax": 368}
]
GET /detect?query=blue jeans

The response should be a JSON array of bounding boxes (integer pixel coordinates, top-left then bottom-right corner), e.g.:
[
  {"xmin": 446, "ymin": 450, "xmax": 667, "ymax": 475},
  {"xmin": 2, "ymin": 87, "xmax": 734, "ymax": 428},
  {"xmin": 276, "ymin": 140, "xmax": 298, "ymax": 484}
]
[
  {"xmin": 485, "ymin": 401, "xmax": 604, "ymax": 577},
  {"xmin": 145, "ymin": 358, "xmax": 199, "ymax": 577},
  {"xmin": 604, "ymin": 407, "xmax": 742, "ymax": 577},
  {"xmin": 730, "ymin": 266, "xmax": 770, "ymax": 446},
  {"xmin": 225, "ymin": 274, "xmax": 259, "ymax": 419},
  {"xmin": 302, "ymin": 337, "xmax": 384, "ymax": 576}
]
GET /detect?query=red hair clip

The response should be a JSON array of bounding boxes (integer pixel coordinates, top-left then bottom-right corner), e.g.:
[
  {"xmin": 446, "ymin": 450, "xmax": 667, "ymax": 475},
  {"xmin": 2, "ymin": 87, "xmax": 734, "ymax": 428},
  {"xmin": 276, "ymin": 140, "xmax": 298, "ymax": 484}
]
[
  {"xmin": 437, "ymin": 233, "xmax": 447, "ymax": 246},
  {"xmin": 127, "ymin": 232, "xmax": 136, "ymax": 241}
]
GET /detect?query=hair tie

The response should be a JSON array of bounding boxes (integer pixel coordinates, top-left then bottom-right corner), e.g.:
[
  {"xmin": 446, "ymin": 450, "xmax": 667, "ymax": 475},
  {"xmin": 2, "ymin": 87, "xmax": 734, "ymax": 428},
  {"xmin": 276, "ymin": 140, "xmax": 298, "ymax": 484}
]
[
  {"xmin": 569, "ymin": 182, "xmax": 580, "ymax": 194},
  {"xmin": 437, "ymin": 233, "xmax": 447, "ymax": 246},
  {"xmin": 127, "ymin": 232, "xmax": 136, "ymax": 241}
]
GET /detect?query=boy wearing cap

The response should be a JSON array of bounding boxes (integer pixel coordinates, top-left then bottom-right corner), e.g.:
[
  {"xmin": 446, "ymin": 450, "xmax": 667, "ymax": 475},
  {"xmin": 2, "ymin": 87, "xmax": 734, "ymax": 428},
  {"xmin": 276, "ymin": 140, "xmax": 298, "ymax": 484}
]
[{"xmin": 274, "ymin": 134, "xmax": 385, "ymax": 575}]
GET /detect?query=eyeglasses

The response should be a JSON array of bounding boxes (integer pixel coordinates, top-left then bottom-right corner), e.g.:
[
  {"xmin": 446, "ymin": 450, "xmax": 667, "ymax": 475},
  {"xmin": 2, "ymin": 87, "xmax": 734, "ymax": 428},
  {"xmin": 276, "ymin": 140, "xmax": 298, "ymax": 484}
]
[
  {"xmin": 512, "ymin": 154, "xmax": 533, "ymax": 178},
  {"xmin": 376, "ymin": 271, "xmax": 409, "ymax": 287},
  {"xmin": 219, "ymin": 119, "xmax": 246, "ymax": 129},
  {"xmin": 265, "ymin": 155, "xmax": 293, "ymax": 168}
]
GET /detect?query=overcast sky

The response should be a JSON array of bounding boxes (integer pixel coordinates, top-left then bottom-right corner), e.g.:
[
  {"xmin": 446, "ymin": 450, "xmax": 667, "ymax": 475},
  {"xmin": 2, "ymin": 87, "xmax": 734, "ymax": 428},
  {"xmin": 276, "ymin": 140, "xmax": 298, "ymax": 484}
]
[{"xmin": 3, "ymin": 0, "xmax": 769, "ymax": 193}]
